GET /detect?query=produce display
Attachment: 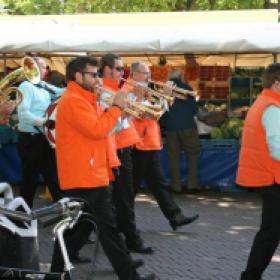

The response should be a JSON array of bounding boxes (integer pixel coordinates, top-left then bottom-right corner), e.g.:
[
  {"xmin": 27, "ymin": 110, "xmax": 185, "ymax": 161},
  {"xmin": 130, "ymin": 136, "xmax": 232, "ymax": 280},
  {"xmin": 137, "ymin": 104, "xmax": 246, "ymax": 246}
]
[
  {"xmin": 198, "ymin": 101, "xmax": 246, "ymax": 140},
  {"xmin": 210, "ymin": 118, "xmax": 244, "ymax": 140}
]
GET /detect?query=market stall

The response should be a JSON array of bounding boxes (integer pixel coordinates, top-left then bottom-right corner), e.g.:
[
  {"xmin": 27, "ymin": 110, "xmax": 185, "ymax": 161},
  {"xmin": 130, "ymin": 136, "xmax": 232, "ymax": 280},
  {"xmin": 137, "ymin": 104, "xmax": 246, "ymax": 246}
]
[{"xmin": 0, "ymin": 10, "xmax": 279, "ymax": 189}]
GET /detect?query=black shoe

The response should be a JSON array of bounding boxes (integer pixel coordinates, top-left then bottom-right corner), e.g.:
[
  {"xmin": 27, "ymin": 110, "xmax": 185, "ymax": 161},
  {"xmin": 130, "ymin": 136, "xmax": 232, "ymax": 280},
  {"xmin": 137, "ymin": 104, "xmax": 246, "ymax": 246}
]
[
  {"xmin": 132, "ymin": 258, "xmax": 144, "ymax": 269},
  {"xmin": 86, "ymin": 237, "xmax": 96, "ymax": 245},
  {"xmin": 136, "ymin": 273, "xmax": 157, "ymax": 280},
  {"xmin": 128, "ymin": 243, "xmax": 154, "ymax": 254},
  {"xmin": 70, "ymin": 254, "xmax": 91, "ymax": 264},
  {"xmin": 170, "ymin": 213, "xmax": 199, "ymax": 231}
]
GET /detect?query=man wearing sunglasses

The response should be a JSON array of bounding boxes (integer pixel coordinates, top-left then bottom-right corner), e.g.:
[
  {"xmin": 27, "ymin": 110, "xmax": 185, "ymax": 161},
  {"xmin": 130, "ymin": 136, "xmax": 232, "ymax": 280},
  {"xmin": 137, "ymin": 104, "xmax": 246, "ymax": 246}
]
[
  {"xmin": 53, "ymin": 56, "xmax": 155, "ymax": 280},
  {"xmin": 100, "ymin": 53, "xmax": 154, "ymax": 255}
]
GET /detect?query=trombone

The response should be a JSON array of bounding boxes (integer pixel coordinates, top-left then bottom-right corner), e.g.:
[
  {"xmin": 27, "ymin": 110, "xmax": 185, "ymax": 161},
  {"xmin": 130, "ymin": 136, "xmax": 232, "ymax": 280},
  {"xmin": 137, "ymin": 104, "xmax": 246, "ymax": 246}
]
[{"xmin": 95, "ymin": 86, "xmax": 165, "ymax": 120}]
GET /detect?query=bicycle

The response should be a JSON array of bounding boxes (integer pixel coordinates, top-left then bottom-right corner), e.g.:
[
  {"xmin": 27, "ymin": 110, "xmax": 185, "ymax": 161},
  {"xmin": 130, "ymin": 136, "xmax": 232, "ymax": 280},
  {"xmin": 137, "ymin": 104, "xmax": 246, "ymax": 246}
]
[{"xmin": 0, "ymin": 183, "xmax": 99, "ymax": 280}]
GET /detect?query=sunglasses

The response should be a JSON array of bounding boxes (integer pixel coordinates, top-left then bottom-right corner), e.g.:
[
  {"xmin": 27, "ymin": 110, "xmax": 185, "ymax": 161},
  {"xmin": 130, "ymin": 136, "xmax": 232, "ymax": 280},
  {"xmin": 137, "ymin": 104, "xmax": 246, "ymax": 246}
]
[
  {"xmin": 114, "ymin": 66, "xmax": 125, "ymax": 72},
  {"xmin": 81, "ymin": 71, "xmax": 99, "ymax": 78}
]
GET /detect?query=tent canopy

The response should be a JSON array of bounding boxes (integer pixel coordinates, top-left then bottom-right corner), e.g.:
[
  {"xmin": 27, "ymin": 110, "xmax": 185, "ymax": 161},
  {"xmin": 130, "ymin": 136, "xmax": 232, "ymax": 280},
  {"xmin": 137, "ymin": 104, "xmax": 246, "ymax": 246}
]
[{"xmin": 0, "ymin": 10, "xmax": 279, "ymax": 54}]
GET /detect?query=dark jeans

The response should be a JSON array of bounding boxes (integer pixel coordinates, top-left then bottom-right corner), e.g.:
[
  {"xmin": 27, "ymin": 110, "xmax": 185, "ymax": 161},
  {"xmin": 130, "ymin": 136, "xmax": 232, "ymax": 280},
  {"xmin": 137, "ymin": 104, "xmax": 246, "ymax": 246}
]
[
  {"xmin": 241, "ymin": 184, "xmax": 280, "ymax": 280},
  {"xmin": 17, "ymin": 132, "xmax": 62, "ymax": 208},
  {"xmin": 166, "ymin": 128, "xmax": 200, "ymax": 191},
  {"xmin": 112, "ymin": 147, "xmax": 142, "ymax": 247},
  {"xmin": 51, "ymin": 187, "xmax": 137, "ymax": 280},
  {"xmin": 132, "ymin": 149, "xmax": 181, "ymax": 222}
]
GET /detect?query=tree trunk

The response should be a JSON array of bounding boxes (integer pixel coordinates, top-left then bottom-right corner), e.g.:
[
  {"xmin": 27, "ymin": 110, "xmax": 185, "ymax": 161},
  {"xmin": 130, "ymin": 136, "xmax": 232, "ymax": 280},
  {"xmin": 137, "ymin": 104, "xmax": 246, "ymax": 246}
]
[
  {"xmin": 208, "ymin": 0, "xmax": 216, "ymax": 10},
  {"xmin": 185, "ymin": 0, "xmax": 195, "ymax": 11},
  {"xmin": 263, "ymin": 0, "xmax": 270, "ymax": 8}
]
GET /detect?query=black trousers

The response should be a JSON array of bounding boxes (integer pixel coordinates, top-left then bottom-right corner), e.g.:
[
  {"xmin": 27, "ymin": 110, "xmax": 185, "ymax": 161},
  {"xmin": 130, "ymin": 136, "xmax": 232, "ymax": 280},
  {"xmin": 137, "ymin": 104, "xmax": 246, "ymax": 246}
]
[
  {"xmin": 17, "ymin": 132, "xmax": 62, "ymax": 208},
  {"xmin": 132, "ymin": 149, "xmax": 181, "ymax": 221},
  {"xmin": 51, "ymin": 187, "xmax": 137, "ymax": 280},
  {"xmin": 241, "ymin": 185, "xmax": 280, "ymax": 280},
  {"xmin": 112, "ymin": 147, "xmax": 142, "ymax": 247}
]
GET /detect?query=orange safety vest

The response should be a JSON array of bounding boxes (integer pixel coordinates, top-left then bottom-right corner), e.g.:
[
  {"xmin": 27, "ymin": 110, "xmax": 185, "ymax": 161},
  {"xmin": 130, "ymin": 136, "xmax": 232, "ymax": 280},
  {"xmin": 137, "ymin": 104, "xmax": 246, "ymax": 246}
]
[
  {"xmin": 236, "ymin": 89, "xmax": 280, "ymax": 187},
  {"xmin": 56, "ymin": 81, "xmax": 121, "ymax": 190}
]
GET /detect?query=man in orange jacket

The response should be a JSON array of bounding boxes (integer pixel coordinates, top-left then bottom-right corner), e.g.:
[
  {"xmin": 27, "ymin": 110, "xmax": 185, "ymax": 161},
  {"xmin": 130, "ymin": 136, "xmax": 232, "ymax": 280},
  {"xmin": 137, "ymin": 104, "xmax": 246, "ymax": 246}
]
[
  {"xmin": 53, "ymin": 56, "xmax": 155, "ymax": 280},
  {"xmin": 100, "ymin": 53, "xmax": 153, "ymax": 254},
  {"xmin": 130, "ymin": 61, "xmax": 199, "ymax": 231},
  {"xmin": 237, "ymin": 63, "xmax": 280, "ymax": 280}
]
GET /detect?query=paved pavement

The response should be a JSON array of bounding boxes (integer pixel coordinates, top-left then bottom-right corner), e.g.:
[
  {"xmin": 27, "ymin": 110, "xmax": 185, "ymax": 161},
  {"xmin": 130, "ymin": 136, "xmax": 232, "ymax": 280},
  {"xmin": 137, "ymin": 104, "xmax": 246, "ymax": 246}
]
[{"xmin": 35, "ymin": 190, "xmax": 280, "ymax": 280}]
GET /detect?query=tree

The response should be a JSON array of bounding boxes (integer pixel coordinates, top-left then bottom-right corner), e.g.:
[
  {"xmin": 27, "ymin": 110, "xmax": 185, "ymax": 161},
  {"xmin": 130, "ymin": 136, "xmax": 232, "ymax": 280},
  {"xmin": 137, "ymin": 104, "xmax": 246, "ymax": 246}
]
[{"xmin": 2, "ymin": 0, "xmax": 274, "ymax": 15}]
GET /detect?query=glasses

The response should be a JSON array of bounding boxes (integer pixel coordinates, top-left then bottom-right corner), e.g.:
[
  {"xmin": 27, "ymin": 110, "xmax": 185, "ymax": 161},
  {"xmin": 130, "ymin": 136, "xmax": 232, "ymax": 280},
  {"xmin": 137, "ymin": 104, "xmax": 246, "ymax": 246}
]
[
  {"xmin": 81, "ymin": 71, "xmax": 99, "ymax": 78},
  {"xmin": 114, "ymin": 66, "xmax": 125, "ymax": 72}
]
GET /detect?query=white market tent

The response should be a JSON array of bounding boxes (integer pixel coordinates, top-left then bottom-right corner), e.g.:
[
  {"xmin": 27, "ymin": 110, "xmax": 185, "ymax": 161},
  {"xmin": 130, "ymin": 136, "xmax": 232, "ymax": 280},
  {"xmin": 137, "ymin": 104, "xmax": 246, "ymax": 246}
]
[{"xmin": 0, "ymin": 9, "xmax": 279, "ymax": 71}]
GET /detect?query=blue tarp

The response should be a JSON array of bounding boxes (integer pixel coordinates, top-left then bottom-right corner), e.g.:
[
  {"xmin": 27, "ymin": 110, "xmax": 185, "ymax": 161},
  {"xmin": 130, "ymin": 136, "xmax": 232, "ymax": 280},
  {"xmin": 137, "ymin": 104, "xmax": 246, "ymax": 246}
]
[
  {"xmin": 0, "ymin": 143, "xmax": 21, "ymax": 183},
  {"xmin": 0, "ymin": 143, "xmax": 240, "ymax": 190},
  {"xmin": 160, "ymin": 146, "xmax": 240, "ymax": 190}
]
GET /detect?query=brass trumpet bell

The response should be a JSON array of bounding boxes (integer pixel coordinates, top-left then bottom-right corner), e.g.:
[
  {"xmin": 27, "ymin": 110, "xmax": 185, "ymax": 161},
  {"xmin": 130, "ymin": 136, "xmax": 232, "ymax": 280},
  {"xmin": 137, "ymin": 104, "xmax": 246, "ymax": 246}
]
[{"xmin": 150, "ymin": 80, "xmax": 200, "ymax": 101}]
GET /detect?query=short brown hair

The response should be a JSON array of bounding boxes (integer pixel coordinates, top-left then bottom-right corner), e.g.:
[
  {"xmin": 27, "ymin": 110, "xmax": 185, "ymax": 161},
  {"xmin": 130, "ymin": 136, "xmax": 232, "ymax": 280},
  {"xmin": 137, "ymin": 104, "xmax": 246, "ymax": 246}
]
[
  {"xmin": 99, "ymin": 53, "xmax": 121, "ymax": 77},
  {"xmin": 66, "ymin": 56, "xmax": 99, "ymax": 82},
  {"xmin": 262, "ymin": 63, "xmax": 280, "ymax": 88}
]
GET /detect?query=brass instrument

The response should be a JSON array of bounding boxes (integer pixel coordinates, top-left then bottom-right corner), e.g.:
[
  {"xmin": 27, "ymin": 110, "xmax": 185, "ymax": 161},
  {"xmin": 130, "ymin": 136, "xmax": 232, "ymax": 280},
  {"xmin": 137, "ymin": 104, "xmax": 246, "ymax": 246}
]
[
  {"xmin": 150, "ymin": 80, "xmax": 200, "ymax": 101},
  {"xmin": 0, "ymin": 57, "xmax": 41, "ymax": 112},
  {"xmin": 120, "ymin": 78, "xmax": 175, "ymax": 105},
  {"xmin": 95, "ymin": 86, "xmax": 165, "ymax": 120}
]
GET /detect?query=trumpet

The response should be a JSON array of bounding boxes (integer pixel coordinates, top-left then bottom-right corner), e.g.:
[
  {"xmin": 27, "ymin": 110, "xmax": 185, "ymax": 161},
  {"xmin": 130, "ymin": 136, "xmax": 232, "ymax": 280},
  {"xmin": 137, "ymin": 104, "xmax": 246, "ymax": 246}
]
[
  {"xmin": 95, "ymin": 86, "xmax": 165, "ymax": 120},
  {"xmin": 150, "ymin": 80, "xmax": 200, "ymax": 101},
  {"xmin": 120, "ymin": 78, "xmax": 175, "ymax": 105}
]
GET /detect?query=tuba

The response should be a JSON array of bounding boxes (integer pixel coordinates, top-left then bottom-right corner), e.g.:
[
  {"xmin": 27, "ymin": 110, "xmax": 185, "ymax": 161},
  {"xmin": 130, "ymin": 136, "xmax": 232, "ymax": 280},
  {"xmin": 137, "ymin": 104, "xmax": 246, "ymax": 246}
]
[{"xmin": 0, "ymin": 56, "xmax": 41, "ymax": 114}]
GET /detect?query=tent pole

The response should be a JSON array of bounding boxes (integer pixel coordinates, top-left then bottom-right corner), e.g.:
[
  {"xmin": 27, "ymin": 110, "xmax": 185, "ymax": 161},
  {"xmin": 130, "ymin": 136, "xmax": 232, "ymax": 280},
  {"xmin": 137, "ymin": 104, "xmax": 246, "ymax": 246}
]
[
  {"xmin": 3, "ymin": 53, "xmax": 7, "ymax": 75},
  {"xmin": 273, "ymin": 53, "xmax": 277, "ymax": 63}
]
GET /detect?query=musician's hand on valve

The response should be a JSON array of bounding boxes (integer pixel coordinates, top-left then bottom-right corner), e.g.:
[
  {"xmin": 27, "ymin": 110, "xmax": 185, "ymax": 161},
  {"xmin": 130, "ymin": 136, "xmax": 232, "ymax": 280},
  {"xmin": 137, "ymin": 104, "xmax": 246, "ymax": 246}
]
[
  {"xmin": 113, "ymin": 91, "xmax": 127, "ymax": 111},
  {"xmin": 162, "ymin": 81, "xmax": 174, "ymax": 96},
  {"xmin": 133, "ymin": 84, "xmax": 149, "ymax": 101}
]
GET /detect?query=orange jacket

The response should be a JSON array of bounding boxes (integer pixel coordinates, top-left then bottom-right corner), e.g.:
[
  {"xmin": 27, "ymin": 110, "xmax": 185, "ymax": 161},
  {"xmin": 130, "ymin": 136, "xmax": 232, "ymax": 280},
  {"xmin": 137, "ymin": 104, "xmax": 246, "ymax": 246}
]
[
  {"xmin": 236, "ymin": 89, "xmax": 280, "ymax": 187},
  {"xmin": 116, "ymin": 80, "xmax": 140, "ymax": 149},
  {"xmin": 56, "ymin": 81, "xmax": 121, "ymax": 190},
  {"xmin": 133, "ymin": 118, "xmax": 162, "ymax": 151},
  {"xmin": 102, "ymin": 79, "xmax": 121, "ymax": 171}
]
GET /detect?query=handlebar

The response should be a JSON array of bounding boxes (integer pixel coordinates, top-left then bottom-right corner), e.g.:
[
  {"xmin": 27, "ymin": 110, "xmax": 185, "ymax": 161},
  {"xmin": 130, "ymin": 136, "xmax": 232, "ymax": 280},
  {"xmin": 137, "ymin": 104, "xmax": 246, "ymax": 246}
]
[
  {"xmin": 0, "ymin": 198, "xmax": 85, "ymax": 224},
  {"xmin": 0, "ymin": 207, "xmax": 32, "ymax": 223},
  {"xmin": 32, "ymin": 201, "xmax": 64, "ymax": 219}
]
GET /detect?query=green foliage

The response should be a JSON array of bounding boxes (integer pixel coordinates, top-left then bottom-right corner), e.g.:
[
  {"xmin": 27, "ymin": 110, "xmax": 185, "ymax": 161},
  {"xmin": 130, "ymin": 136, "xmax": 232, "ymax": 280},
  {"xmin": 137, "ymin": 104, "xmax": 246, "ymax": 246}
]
[{"xmin": 2, "ymin": 0, "xmax": 272, "ymax": 15}]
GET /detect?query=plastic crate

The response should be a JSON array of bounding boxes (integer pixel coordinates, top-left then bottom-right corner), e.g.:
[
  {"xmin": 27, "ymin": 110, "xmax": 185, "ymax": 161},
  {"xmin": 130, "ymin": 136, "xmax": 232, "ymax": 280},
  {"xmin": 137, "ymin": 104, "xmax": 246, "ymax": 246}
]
[{"xmin": 200, "ymin": 139, "xmax": 239, "ymax": 149}]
